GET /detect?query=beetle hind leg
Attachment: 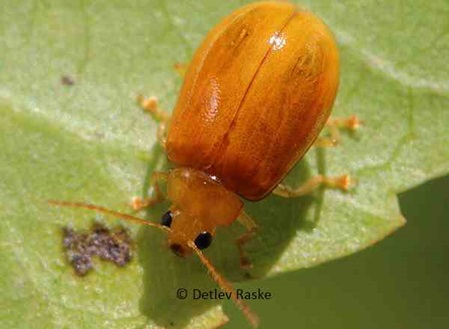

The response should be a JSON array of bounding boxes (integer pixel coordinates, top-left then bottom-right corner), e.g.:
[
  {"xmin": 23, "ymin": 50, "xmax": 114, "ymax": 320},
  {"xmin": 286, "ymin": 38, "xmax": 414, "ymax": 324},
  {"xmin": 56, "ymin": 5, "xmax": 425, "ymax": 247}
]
[
  {"xmin": 314, "ymin": 115, "xmax": 362, "ymax": 147},
  {"xmin": 173, "ymin": 63, "xmax": 188, "ymax": 77},
  {"xmin": 136, "ymin": 94, "xmax": 170, "ymax": 149},
  {"xmin": 273, "ymin": 174, "xmax": 354, "ymax": 198}
]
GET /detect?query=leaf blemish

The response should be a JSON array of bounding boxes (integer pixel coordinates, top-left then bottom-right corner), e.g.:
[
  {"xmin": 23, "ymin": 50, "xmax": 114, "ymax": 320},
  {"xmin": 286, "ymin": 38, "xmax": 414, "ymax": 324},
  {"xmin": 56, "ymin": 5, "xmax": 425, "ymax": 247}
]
[
  {"xmin": 60, "ymin": 75, "xmax": 75, "ymax": 86},
  {"xmin": 62, "ymin": 223, "xmax": 133, "ymax": 276}
]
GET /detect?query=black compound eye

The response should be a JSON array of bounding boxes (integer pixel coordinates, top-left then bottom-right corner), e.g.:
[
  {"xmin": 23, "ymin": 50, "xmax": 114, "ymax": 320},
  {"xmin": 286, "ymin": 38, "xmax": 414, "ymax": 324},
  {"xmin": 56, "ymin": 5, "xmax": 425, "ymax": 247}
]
[
  {"xmin": 194, "ymin": 231, "xmax": 213, "ymax": 250},
  {"xmin": 161, "ymin": 211, "xmax": 172, "ymax": 227}
]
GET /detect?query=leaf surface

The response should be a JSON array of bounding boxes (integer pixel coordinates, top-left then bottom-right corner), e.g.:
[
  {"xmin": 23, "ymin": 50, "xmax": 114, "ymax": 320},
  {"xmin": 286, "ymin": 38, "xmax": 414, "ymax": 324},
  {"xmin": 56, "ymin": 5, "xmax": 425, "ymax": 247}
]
[{"xmin": 1, "ymin": 0, "xmax": 448, "ymax": 327}]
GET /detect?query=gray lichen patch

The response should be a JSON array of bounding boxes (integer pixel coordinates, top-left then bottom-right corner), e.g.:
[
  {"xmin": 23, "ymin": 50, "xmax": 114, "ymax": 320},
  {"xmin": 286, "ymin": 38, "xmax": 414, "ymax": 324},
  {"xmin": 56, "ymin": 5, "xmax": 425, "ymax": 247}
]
[{"xmin": 62, "ymin": 223, "xmax": 133, "ymax": 276}]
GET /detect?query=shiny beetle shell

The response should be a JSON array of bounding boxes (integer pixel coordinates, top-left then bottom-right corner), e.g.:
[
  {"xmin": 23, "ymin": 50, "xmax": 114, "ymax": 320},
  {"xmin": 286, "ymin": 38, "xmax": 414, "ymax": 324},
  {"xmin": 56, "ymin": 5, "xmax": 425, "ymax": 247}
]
[{"xmin": 166, "ymin": 2, "xmax": 339, "ymax": 201}]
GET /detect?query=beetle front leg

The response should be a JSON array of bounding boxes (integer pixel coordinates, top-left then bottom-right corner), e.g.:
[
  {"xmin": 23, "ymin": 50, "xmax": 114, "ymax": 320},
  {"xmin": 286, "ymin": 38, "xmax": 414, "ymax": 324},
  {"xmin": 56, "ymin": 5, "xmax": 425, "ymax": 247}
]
[
  {"xmin": 235, "ymin": 211, "xmax": 258, "ymax": 269},
  {"xmin": 314, "ymin": 115, "xmax": 362, "ymax": 147},
  {"xmin": 130, "ymin": 171, "xmax": 168, "ymax": 211},
  {"xmin": 273, "ymin": 174, "xmax": 354, "ymax": 198},
  {"xmin": 137, "ymin": 95, "xmax": 170, "ymax": 149}
]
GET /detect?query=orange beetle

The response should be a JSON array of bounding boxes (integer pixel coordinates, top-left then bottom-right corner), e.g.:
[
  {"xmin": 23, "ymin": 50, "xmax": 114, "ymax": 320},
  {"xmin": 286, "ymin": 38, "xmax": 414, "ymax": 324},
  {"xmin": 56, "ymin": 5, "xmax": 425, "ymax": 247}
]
[
  {"xmin": 51, "ymin": 2, "xmax": 360, "ymax": 327},
  {"xmin": 143, "ymin": 1, "xmax": 350, "ymax": 257}
]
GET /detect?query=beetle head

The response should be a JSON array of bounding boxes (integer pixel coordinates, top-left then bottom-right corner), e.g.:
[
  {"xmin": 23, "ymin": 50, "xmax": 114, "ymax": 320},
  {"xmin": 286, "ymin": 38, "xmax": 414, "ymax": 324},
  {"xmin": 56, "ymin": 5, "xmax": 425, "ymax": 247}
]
[
  {"xmin": 159, "ymin": 208, "xmax": 214, "ymax": 257},
  {"xmin": 164, "ymin": 168, "xmax": 243, "ymax": 257}
]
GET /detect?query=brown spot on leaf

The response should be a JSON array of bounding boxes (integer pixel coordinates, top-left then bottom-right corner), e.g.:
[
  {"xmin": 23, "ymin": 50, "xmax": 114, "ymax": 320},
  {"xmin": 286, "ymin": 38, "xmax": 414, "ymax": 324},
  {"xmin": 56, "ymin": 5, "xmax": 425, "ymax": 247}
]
[
  {"xmin": 62, "ymin": 223, "xmax": 133, "ymax": 276},
  {"xmin": 61, "ymin": 75, "xmax": 75, "ymax": 86}
]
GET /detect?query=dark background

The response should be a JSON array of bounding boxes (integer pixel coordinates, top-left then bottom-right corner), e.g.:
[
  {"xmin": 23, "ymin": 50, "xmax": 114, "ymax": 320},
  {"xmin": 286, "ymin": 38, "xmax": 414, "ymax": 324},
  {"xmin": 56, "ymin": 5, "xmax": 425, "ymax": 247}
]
[{"xmin": 226, "ymin": 174, "xmax": 448, "ymax": 328}]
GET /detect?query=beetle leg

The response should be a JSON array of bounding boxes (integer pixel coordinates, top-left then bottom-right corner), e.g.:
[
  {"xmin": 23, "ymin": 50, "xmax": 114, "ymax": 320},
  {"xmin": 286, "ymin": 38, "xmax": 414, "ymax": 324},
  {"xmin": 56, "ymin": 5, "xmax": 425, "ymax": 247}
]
[
  {"xmin": 137, "ymin": 94, "xmax": 170, "ymax": 149},
  {"xmin": 314, "ymin": 115, "xmax": 362, "ymax": 147},
  {"xmin": 130, "ymin": 171, "xmax": 168, "ymax": 211},
  {"xmin": 273, "ymin": 174, "xmax": 354, "ymax": 198},
  {"xmin": 235, "ymin": 211, "xmax": 258, "ymax": 269},
  {"xmin": 173, "ymin": 63, "xmax": 188, "ymax": 78}
]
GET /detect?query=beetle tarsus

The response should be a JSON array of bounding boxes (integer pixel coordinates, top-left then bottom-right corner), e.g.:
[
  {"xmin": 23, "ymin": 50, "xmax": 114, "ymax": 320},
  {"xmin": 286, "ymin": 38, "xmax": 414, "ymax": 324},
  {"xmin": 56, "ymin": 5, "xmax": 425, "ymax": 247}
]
[
  {"xmin": 136, "ymin": 94, "xmax": 170, "ymax": 149},
  {"xmin": 315, "ymin": 115, "xmax": 363, "ymax": 147},
  {"xmin": 129, "ymin": 171, "xmax": 168, "ymax": 212},
  {"xmin": 173, "ymin": 63, "xmax": 188, "ymax": 77}
]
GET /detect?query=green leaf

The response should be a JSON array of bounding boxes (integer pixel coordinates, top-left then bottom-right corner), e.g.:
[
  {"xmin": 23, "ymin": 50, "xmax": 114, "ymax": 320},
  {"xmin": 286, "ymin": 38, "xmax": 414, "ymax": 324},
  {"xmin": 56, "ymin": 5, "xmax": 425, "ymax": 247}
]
[{"xmin": 1, "ymin": 0, "xmax": 448, "ymax": 328}]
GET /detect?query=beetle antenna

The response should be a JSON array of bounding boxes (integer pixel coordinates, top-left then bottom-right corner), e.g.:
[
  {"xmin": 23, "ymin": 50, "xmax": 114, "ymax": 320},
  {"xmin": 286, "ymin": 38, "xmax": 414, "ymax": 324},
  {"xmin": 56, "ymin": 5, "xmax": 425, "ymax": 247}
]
[
  {"xmin": 48, "ymin": 200, "xmax": 170, "ymax": 233},
  {"xmin": 187, "ymin": 241, "xmax": 260, "ymax": 328}
]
